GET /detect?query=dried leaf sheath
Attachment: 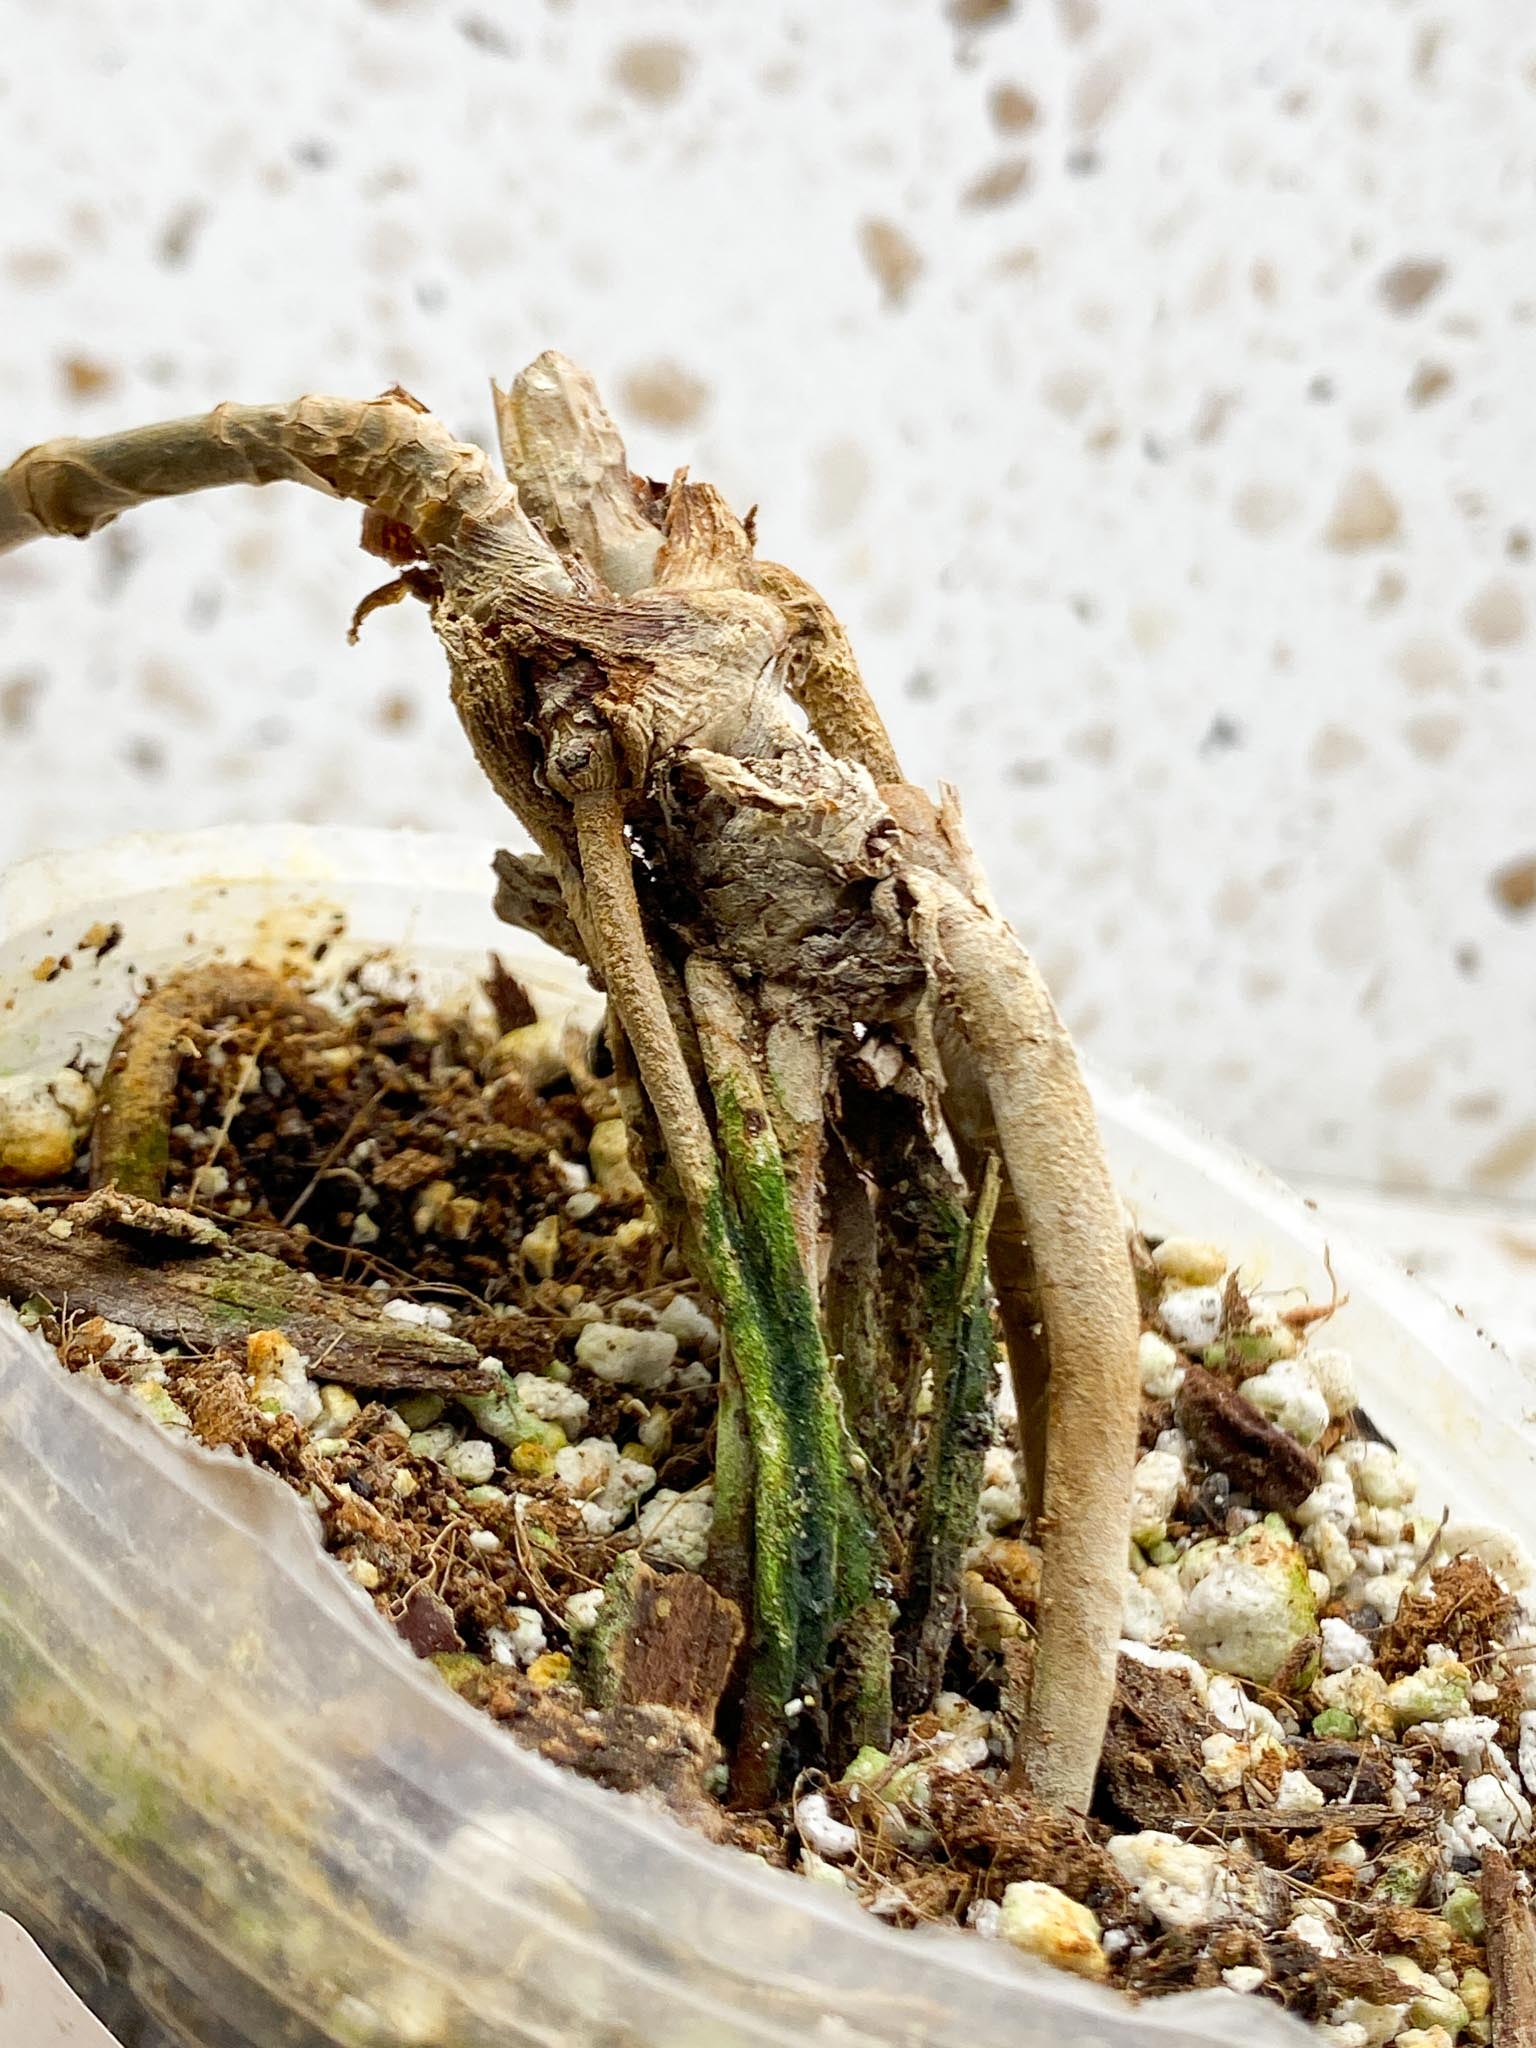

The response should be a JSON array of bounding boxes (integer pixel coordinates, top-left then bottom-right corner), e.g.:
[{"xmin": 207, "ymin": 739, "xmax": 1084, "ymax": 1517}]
[{"xmin": 898, "ymin": 1156, "xmax": 1003, "ymax": 1715}]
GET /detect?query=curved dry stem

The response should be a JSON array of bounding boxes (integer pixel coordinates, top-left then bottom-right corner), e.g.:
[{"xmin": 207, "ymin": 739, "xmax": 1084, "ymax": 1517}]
[
  {"xmin": 91, "ymin": 965, "xmax": 325, "ymax": 1200},
  {"xmin": 937, "ymin": 1014, "xmax": 1053, "ymax": 1520},
  {"xmin": 0, "ymin": 394, "xmax": 559, "ymax": 579},
  {"xmin": 931, "ymin": 881, "xmax": 1140, "ymax": 1813},
  {"xmin": 570, "ymin": 784, "xmax": 720, "ymax": 1220},
  {"xmin": 753, "ymin": 560, "xmax": 903, "ymax": 785}
]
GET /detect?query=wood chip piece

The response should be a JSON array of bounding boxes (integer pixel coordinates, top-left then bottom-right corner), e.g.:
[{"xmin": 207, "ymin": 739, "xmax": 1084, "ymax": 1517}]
[
  {"xmin": 397, "ymin": 1585, "xmax": 464, "ymax": 1658},
  {"xmin": 0, "ymin": 1200, "xmax": 496, "ymax": 1390},
  {"xmin": 1175, "ymin": 1361, "xmax": 1321, "ymax": 1511},
  {"xmin": 1098, "ymin": 1651, "xmax": 1213, "ymax": 1826},
  {"xmin": 1484, "ymin": 1846, "xmax": 1536, "ymax": 2048},
  {"xmin": 573, "ymin": 1553, "xmax": 742, "ymax": 1727}
]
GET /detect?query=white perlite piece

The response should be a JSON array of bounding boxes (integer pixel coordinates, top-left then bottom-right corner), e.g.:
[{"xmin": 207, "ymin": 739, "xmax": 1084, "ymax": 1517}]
[
  {"xmin": 1391, "ymin": 1755, "xmax": 1422, "ymax": 1812},
  {"xmin": 1179, "ymin": 1525, "xmax": 1318, "ymax": 1685},
  {"xmin": 381, "ymin": 1298, "xmax": 453, "ymax": 1330},
  {"xmin": 1137, "ymin": 1330, "xmax": 1185, "ymax": 1399},
  {"xmin": 1358, "ymin": 1571, "xmax": 1409, "ymax": 1624},
  {"xmin": 1200, "ymin": 1731, "xmax": 1284, "ymax": 1795},
  {"xmin": 1385, "ymin": 1665, "xmax": 1470, "ymax": 1730},
  {"xmin": 246, "ymin": 1330, "xmax": 322, "ymax": 1429},
  {"xmin": 1157, "ymin": 1286, "xmax": 1224, "ymax": 1351},
  {"xmin": 1207, "ymin": 1673, "xmax": 1286, "ymax": 1744},
  {"xmin": 977, "ymin": 1443, "xmax": 1023, "ymax": 1533},
  {"xmin": 1320, "ymin": 1616, "xmax": 1373, "ymax": 1672},
  {"xmin": 0, "ymin": 1067, "xmax": 96, "ymax": 1183},
  {"xmin": 1105, "ymin": 1832, "xmax": 1226, "ymax": 1933},
  {"xmin": 1122, "ymin": 1573, "xmax": 1173, "ymax": 1646},
  {"xmin": 1275, "ymin": 1771, "xmax": 1326, "ymax": 1813},
  {"xmin": 554, "ymin": 1437, "xmax": 658, "ymax": 1534},
  {"xmin": 573, "ymin": 1320, "xmax": 678, "ymax": 1389},
  {"xmin": 1240, "ymin": 1360, "xmax": 1329, "ymax": 1446},
  {"xmin": 1329, "ymin": 1998, "xmax": 1409, "ymax": 2048},
  {"xmin": 1129, "ymin": 1450, "xmax": 1183, "ymax": 1548},
  {"xmin": 1302, "ymin": 1347, "xmax": 1357, "ymax": 1419},
  {"xmin": 655, "ymin": 1292, "xmax": 720, "ymax": 1355},
  {"xmin": 1341, "ymin": 1440, "xmax": 1417, "ymax": 1510},
  {"xmin": 1519, "ymin": 1708, "xmax": 1536, "ymax": 1796},
  {"xmin": 1294, "ymin": 1468, "xmax": 1355, "ymax": 1529},
  {"xmin": 795, "ymin": 1792, "xmax": 858, "ymax": 1863},
  {"xmin": 554, "ymin": 1437, "xmax": 614, "ymax": 1498},
  {"xmin": 513, "ymin": 1370, "xmax": 589, "ymax": 1435},
  {"xmin": 1288, "ymin": 1910, "xmax": 1340, "ymax": 1956},
  {"xmin": 994, "ymin": 1882, "xmax": 1108, "ymax": 1982},
  {"xmin": 636, "ymin": 1485, "xmax": 714, "ymax": 1572},
  {"xmin": 488, "ymin": 1607, "xmax": 545, "ymax": 1667},
  {"xmin": 444, "ymin": 1438, "xmax": 497, "ymax": 1486},
  {"xmin": 1432, "ymin": 1714, "xmax": 1501, "ymax": 1768},
  {"xmin": 1306, "ymin": 1518, "xmax": 1356, "ymax": 1595},
  {"xmin": 565, "ymin": 1588, "xmax": 605, "ymax": 1632},
  {"xmin": 1464, "ymin": 1769, "xmax": 1532, "ymax": 1843}
]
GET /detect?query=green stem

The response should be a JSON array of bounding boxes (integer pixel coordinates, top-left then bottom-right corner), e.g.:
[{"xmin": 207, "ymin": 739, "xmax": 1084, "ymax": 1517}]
[{"xmin": 687, "ymin": 959, "xmax": 875, "ymax": 1800}]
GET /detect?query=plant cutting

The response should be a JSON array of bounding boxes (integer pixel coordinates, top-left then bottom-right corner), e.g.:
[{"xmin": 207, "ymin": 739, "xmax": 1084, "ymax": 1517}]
[
  {"xmin": 1, "ymin": 362, "xmax": 1533, "ymax": 2044},
  {"xmin": 0, "ymin": 354, "xmax": 1142, "ymax": 1812}
]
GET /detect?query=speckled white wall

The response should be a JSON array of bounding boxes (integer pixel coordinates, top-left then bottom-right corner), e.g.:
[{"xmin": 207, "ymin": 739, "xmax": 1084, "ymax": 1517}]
[{"xmin": 2, "ymin": 0, "xmax": 1533, "ymax": 1202}]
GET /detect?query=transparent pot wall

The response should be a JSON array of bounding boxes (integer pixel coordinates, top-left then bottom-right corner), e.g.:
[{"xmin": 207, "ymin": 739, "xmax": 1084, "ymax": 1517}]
[{"xmin": 4, "ymin": 826, "xmax": 1530, "ymax": 2048}]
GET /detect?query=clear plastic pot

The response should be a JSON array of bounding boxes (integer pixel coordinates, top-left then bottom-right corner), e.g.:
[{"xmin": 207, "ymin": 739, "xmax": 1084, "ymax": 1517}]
[{"xmin": 1, "ymin": 825, "xmax": 1530, "ymax": 2048}]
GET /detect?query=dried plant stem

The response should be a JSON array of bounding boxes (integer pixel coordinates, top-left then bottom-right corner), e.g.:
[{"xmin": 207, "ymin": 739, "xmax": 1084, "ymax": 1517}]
[
  {"xmin": 934, "ymin": 886, "xmax": 1140, "ymax": 1810},
  {"xmin": 0, "ymin": 396, "xmax": 540, "ymax": 567},
  {"xmin": 752, "ymin": 561, "xmax": 902, "ymax": 786},
  {"xmin": 570, "ymin": 783, "xmax": 719, "ymax": 1218}
]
